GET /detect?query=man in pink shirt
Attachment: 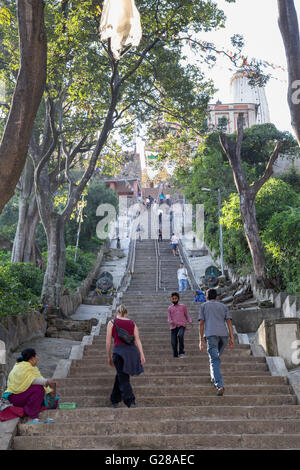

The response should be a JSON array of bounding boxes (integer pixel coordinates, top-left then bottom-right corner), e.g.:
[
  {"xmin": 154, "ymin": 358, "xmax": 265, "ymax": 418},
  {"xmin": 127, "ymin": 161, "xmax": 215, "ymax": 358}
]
[{"xmin": 168, "ymin": 292, "xmax": 193, "ymax": 358}]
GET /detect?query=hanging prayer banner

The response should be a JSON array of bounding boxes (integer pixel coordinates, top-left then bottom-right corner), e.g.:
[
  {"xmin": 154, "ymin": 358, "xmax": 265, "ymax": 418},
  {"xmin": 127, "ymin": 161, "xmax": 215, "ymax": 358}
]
[{"xmin": 100, "ymin": 0, "xmax": 142, "ymax": 60}]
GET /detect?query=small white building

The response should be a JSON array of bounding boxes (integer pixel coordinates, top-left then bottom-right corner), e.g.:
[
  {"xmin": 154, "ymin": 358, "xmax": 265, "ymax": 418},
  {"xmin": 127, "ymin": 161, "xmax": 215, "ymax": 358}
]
[
  {"xmin": 208, "ymin": 71, "xmax": 271, "ymax": 133},
  {"xmin": 208, "ymin": 101, "xmax": 258, "ymax": 133}
]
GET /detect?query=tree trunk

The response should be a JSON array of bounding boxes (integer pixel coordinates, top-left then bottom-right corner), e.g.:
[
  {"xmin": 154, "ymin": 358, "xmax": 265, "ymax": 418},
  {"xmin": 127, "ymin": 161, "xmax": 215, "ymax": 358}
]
[
  {"xmin": 41, "ymin": 214, "xmax": 66, "ymax": 307},
  {"xmin": 219, "ymin": 113, "xmax": 281, "ymax": 284},
  {"xmin": 278, "ymin": 0, "xmax": 300, "ymax": 146},
  {"xmin": 239, "ymin": 192, "xmax": 266, "ymax": 282},
  {"xmin": 11, "ymin": 158, "xmax": 44, "ymax": 268},
  {"xmin": 0, "ymin": 0, "xmax": 47, "ymax": 213}
]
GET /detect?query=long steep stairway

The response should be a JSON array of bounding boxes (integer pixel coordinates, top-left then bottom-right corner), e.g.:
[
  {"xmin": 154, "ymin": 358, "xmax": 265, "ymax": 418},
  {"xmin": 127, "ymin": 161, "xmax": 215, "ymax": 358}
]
[{"xmin": 12, "ymin": 239, "xmax": 300, "ymax": 450}]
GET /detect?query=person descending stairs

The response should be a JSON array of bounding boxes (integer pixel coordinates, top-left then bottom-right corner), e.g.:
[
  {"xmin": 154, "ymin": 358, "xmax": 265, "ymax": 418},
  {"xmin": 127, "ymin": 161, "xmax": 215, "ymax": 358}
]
[{"xmin": 13, "ymin": 239, "xmax": 300, "ymax": 450}]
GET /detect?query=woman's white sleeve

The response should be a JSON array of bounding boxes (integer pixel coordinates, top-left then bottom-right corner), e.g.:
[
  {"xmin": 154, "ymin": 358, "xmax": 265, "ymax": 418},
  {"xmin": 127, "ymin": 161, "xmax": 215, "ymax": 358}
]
[{"xmin": 32, "ymin": 378, "xmax": 48, "ymax": 386}]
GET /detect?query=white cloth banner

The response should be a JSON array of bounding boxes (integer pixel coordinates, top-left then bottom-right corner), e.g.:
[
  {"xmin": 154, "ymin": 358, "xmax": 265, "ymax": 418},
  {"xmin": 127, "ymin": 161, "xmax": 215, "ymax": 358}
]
[{"xmin": 100, "ymin": 0, "xmax": 142, "ymax": 60}]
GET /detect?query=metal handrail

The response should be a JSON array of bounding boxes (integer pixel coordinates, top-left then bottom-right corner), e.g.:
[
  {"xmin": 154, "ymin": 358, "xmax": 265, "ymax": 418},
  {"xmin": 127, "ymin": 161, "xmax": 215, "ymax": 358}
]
[
  {"xmin": 118, "ymin": 221, "xmax": 137, "ymax": 293},
  {"xmin": 155, "ymin": 239, "xmax": 159, "ymax": 292},
  {"xmin": 178, "ymin": 240, "xmax": 200, "ymax": 291},
  {"xmin": 156, "ymin": 238, "xmax": 162, "ymax": 289}
]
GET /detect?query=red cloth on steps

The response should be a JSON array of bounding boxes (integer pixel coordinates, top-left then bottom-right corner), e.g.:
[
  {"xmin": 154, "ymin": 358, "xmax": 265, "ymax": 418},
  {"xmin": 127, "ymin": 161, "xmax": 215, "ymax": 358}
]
[
  {"xmin": 0, "ymin": 405, "xmax": 48, "ymax": 422},
  {"xmin": 0, "ymin": 406, "xmax": 25, "ymax": 421}
]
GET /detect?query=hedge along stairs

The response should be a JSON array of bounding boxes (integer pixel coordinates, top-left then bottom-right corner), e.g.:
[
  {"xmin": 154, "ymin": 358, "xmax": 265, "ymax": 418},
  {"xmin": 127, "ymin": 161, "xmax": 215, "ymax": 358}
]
[{"xmin": 13, "ymin": 239, "xmax": 300, "ymax": 450}]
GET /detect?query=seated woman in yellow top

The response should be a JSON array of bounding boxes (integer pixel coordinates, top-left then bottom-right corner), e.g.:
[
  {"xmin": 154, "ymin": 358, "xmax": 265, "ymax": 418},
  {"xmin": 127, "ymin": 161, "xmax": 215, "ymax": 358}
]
[{"xmin": 2, "ymin": 348, "xmax": 56, "ymax": 423}]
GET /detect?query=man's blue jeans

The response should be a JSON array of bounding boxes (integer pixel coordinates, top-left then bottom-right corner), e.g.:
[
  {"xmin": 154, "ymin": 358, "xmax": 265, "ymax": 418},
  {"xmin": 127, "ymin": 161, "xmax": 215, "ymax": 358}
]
[
  {"xmin": 178, "ymin": 279, "xmax": 188, "ymax": 291},
  {"xmin": 206, "ymin": 336, "xmax": 228, "ymax": 388}
]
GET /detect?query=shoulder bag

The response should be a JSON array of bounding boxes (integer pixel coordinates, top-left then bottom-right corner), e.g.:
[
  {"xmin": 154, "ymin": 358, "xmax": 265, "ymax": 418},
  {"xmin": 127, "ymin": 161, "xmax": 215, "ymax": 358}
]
[{"xmin": 113, "ymin": 319, "xmax": 134, "ymax": 345}]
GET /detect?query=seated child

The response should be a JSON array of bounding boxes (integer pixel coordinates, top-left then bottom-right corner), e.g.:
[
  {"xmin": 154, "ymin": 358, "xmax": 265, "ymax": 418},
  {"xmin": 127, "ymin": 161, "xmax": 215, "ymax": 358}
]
[{"xmin": 193, "ymin": 289, "xmax": 206, "ymax": 303}]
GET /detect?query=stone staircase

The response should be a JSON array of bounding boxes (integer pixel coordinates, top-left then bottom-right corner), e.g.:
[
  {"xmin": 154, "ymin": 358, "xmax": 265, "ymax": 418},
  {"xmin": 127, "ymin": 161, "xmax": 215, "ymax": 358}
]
[{"xmin": 12, "ymin": 239, "xmax": 300, "ymax": 450}]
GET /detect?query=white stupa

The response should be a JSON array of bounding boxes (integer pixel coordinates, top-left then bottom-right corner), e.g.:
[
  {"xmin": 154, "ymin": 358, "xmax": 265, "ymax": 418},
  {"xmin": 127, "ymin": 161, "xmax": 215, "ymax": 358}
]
[{"xmin": 230, "ymin": 72, "xmax": 271, "ymax": 124}]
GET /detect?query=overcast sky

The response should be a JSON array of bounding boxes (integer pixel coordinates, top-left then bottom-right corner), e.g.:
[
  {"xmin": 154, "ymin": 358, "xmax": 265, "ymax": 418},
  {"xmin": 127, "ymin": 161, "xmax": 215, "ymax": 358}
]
[{"xmin": 196, "ymin": 0, "xmax": 300, "ymax": 135}]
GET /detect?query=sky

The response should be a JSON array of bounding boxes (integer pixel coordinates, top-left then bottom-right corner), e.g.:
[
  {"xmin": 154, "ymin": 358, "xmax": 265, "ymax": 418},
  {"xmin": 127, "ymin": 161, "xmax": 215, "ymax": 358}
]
[{"xmin": 195, "ymin": 0, "xmax": 300, "ymax": 135}]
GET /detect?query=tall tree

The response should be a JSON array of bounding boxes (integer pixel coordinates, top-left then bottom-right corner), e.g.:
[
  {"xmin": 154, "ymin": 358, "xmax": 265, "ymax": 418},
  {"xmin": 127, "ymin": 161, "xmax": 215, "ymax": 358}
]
[
  {"xmin": 0, "ymin": 0, "xmax": 47, "ymax": 212},
  {"xmin": 278, "ymin": 0, "xmax": 300, "ymax": 146},
  {"xmin": 219, "ymin": 113, "xmax": 282, "ymax": 284},
  {"xmin": 31, "ymin": 0, "xmax": 226, "ymax": 307},
  {"xmin": 11, "ymin": 156, "xmax": 44, "ymax": 268}
]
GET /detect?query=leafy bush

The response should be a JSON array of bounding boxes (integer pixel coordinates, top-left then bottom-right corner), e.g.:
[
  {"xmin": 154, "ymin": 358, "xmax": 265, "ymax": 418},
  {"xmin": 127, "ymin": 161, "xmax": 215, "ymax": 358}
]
[
  {"xmin": 64, "ymin": 246, "xmax": 97, "ymax": 282},
  {"xmin": 63, "ymin": 246, "xmax": 97, "ymax": 293},
  {"xmin": 42, "ymin": 246, "xmax": 97, "ymax": 294},
  {"xmin": 263, "ymin": 207, "xmax": 300, "ymax": 295},
  {"xmin": 0, "ymin": 262, "xmax": 44, "ymax": 317},
  {"xmin": 220, "ymin": 179, "xmax": 300, "ymax": 293},
  {"xmin": 0, "ymin": 250, "xmax": 12, "ymax": 265}
]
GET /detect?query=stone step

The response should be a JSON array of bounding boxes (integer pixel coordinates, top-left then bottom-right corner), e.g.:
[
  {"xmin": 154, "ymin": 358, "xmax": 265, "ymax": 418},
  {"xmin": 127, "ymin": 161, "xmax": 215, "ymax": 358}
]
[
  {"xmin": 13, "ymin": 237, "xmax": 299, "ymax": 452},
  {"xmin": 92, "ymin": 338, "xmax": 249, "ymax": 348},
  {"xmin": 56, "ymin": 384, "xmax": 293, "ymax": 397},
  {"xmin": 23, "ymin": 404, "xmax": 300, "ymax": 421},
  {"xmin": 13, "ymin": 432, "xmax": 300, "ymax": 450},
  {"xmin": 55, "ymin": 375, "xmax": 288, "ymax": 387},
  {"xmin": 73, "ymin": 356, "xmax": 267, "ymax": 366},
  {"xmin": 68, "ymin": 369, "xmax": 271, "ymax": 379},
  {"xmin": 89, "ymin": 347, "xmax": 251, "ymax": 355},
  {"xmin": 69, "ymin": 363, "xmax": 269, "ymax": 376},
  {"xmin": 17, "ymin": 418, "xmax": 300, "ymax": 438},
  {"xmin": 46, "ymin": 394, "xmax": 297, "ymax": 408},
  {"xmin": 83, "ymin": 348, "xmax": 252, "ymax": 357}
]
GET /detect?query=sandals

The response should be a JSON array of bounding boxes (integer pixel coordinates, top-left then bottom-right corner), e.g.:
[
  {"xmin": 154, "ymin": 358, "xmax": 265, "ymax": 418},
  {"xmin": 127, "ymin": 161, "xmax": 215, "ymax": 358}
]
[
  {"xmin": 216, "ymin": 387, "xmax": 225, "ymax": 396},
  {"xmin": 26, "ymin": 417, "xmax": 56, "ymax": 424},
  {"xmin": 45, "ymin": 417, "xmax": 56, "ymax": 423},
  {"xmin": 26, "ymin": 418, "xmax": 43, "ymax": 424}
]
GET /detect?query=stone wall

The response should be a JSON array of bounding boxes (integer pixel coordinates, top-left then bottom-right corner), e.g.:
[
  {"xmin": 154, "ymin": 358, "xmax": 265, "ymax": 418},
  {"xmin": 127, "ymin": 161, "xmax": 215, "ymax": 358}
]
[
  {"xmin": 207, "ymin": 245, "xmax": 300, "ymax": 318},
  {"xmin": 59, "ymin": 241, "xmax": 109, "ymax": 317},
  {"xmin": 254, "ymin": 318, "xmax": 300, "ymax": 370},
  {"xmin": 0, "ymin": 311, "xmax": 47, "ymax": 376}
]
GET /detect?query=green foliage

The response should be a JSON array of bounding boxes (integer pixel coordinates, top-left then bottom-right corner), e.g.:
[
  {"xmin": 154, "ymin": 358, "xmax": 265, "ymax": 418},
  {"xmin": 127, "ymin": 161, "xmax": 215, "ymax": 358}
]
[
  {"xmin": 240, "ymin": 124, "xmax": 299, "ymax": 178},
  {"xmin": 0, "ymin": 250, "xmax": 11, "ymax": 264},
  {"xmin": 0, "ymin": 261, "xmax": 43, "ymax": 317},
  {"xmin": 64, "ymin": 182, "xmax": 119, "ymax": 251},
  {"xmin": 174, "ymin": 136, "xmax": 236, "ymax": 254},
  {"xmin": 263, "ymin": 207, "xmax": 300, "ymax": 295},
  {"xmin": 221, "ymin": 179, "xmax": 299, "ymax": 232},
  {"xmin": 63, "ymin": 246, "xmax": 97, "ymax": 293},
  {"xmin": 173, "ymin": 122, "xmax": 300, "ymax": 294},
  {"xmin": 64, "ymin": 246, "xmax": 96, "ymax": 281},
  {"xmin": 278, "ymin": 168, "xmax": 300, "ymax": 193},
  {"xmin": 0, "ymin": 194, "xmax": 19, "ymax": 241},
  {"xmin": 220, "ymin": 179, "xmax": 300, "ymax": 291}
]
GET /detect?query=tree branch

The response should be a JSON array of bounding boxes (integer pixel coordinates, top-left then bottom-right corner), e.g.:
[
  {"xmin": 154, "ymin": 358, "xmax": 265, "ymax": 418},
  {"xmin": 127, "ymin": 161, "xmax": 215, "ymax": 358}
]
[{"xmin": 251, "ymin": 141, "xmax": 282, "ymax": 194}]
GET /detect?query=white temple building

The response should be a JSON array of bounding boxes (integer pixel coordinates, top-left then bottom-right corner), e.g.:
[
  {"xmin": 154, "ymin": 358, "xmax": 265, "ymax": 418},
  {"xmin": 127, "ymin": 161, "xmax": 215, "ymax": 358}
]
[
  {"xmin": 230, "ymin": 72, "xmax": 271, "ymax": 124},
  {"xmin": 208, "ymin": 72, "xmax": 271, "ymax": 133},
  {"xmin": 208, "ymin": 72, "xmax": 300, "ymax": 174}
]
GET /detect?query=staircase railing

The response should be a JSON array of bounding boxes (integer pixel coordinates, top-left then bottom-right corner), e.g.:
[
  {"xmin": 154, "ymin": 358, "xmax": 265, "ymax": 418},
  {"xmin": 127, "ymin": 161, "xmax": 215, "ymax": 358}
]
[
  {"xmin": 155, "ymin": 237, "xmax": 164, "ymax": 291},
  {"xmin": 117, "ymin": 226, "xmax": 137, "ymax": 295},
  {"xmin": 178, "ymin": 240, "xmax": 200, "ymax": 291},
  {"xmin": 154, "ymin": 239, "xmax": 159, "ymax": 292}
]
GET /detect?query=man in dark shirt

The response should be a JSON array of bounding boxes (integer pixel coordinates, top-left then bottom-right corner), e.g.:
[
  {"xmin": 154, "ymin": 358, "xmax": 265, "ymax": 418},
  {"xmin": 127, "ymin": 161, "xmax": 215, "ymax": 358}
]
[{"xmin": 198, "ymin": 288, "xmax": 234, "ymax": 395}]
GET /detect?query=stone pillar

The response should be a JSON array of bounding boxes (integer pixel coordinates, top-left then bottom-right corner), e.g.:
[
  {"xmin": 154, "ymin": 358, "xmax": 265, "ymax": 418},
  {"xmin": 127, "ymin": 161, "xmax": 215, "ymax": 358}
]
[
  {"xmin": 0, "ymin": 340, "xmax": 6, "ymax": 396},
  {"xmin": 255, "ymin": 318, "xmax": 300, "ymax": 369}
]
